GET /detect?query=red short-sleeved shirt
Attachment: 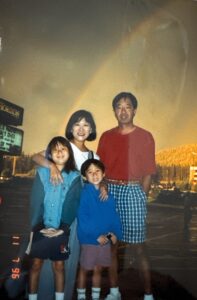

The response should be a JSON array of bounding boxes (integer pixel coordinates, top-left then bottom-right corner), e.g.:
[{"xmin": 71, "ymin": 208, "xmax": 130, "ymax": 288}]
[{"xmin": 97, "ymin": 126, "xmax": 156, "ymax": 181}]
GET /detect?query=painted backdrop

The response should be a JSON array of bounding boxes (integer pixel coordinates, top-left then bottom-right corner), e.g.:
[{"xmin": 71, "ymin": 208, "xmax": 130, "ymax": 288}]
[{"xmin": 0, "ymin": 0, "xmax": 196, "ymax": 154}]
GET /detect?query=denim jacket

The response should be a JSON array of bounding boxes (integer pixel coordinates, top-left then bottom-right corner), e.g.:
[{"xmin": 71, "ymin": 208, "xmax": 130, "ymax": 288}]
[{"xmin": 30, "ymin": 167, "xmax": 82, "ymax": 231}]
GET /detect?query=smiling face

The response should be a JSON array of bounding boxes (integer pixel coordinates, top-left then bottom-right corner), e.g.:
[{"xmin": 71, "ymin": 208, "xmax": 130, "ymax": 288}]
[
  {"xmin": 114, "ymin": 97, "xmax": 136, "ymax": 126},
  {"xmin": 85, "ymin": 163, "xmax": 105, "ymax": 188},
  {"xmin": 51, "ymin": 142, "xmax": 70, "ymax": 169},
  {"xmin": 71, "ymin": 118, "xmax": 92, "ymax": 143}
]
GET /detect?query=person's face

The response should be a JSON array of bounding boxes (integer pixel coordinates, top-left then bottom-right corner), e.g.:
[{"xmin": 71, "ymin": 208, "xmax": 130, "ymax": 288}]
[
  {"xmin": 51, "ymin": 142, "xmax": 69, "ymax": 167},
  {"xmin": 85, "ymin": 164, "xmax": 104, "ymax": 188},
  {"xmin": 114, "ymin": 98, "xmax": 136, "ymax": 125},
  {"xmin": 71, "ymin": 118, "xmax": 92, "ymax": 142}
]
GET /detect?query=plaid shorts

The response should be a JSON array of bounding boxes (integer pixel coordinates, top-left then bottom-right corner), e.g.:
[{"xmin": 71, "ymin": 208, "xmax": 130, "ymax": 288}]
[{"xmin": 109, "ymin": 183, "xmax": 147, "ymax": 243}]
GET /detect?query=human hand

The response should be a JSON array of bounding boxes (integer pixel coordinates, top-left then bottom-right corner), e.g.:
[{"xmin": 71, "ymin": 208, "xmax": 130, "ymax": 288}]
[
  {"xmin": 107, "ymin": 232, "xmax": 117, "ymax": 245},
  {"xmin": 97, "ymin": 235, "xmax": 109, "ymax": 245},
  {"xmin": 99, "ymin": 181, "xmax": 108, "ymax": 201},
  {"xmin": 50, "ymin": 163, "xmax": 63, "ymax": 185}
]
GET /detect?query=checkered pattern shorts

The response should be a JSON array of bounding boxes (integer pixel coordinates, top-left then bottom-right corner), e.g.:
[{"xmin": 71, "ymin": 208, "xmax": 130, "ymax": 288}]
[{"xmin": 109, "ymin": 183, "xmax": 147, "ymax": 243}]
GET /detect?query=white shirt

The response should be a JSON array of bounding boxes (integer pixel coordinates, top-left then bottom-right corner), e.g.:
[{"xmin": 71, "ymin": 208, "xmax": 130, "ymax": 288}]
[{"xmin": 70, "ymin": 142, "xmax": 99, "ymax": 171}]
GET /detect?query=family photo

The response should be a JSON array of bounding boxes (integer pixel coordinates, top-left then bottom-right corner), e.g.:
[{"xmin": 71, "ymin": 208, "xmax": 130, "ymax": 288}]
[{"xmin": 0, "ymin": 1, "xmax": 197, "ymax": 300}]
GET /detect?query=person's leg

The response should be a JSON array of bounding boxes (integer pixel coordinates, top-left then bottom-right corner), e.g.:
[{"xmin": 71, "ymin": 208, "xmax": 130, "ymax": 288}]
[
  {"xmin": 91, "ymin": 265, "xmax": 102, "ymax": 299},
  {"xmin": 133, "ymin": 243, "xmax": 154, "ymax": 300},
  {"xmin": 52, "ymin": 261, "xmax": 65, "ymax": 300},
  {"xmin": 28, "ymin": 258, "xmax": 43, "ymax": 299},
  {"xmin": 77, "ymin": 266, "xmax": 87, "ymax": 288},
  {"xmin": 108, "ymin": 243, "xmax": 118, "ymax": 286},
  {"xmin": 105, "ymin": 243, "xmax": 121, "ymax": 300},
  {"xmin": 77, "ymin": 266, "xmax": 87, "ymax": 300},
  {"xmin": 64, "ymin": 219, "xmax": 80, "ymax": 300},
  {"xmin": 92, "ymin": 265, "xmax": 102, "ymax": 287},
  {"xmin": 128, "ymin": 184, "xmax": 153, "ymax": 299},
  {"xmin": 52, "ymin": 260, "xmax": 65, "ymax": 292},
  {"xmin": 105, "ymin": 183, "xmax": 122, "ymax": 300}
]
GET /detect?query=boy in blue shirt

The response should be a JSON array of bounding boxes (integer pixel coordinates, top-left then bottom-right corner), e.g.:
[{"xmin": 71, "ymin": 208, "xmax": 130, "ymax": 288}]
[{"xmin": 77, "ymin": 159, "xmax": 122, "ymax": 300}]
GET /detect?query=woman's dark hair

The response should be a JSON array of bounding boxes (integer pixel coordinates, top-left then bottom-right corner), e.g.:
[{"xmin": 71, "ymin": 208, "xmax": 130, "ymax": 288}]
[
  {"xmin": 46, "ymin": 136, "xmax": 76, "ymax": 173},
  {"xmin": 112, "ymin": 92, "xmax": 138, "ymax": 110},
  {"xmin": 65, "ymin": 110, "xmax": 96, "ymax": 141},
  {"xmin": 81, "ymin": 158, "xmax": 105, "ymax": 177}
]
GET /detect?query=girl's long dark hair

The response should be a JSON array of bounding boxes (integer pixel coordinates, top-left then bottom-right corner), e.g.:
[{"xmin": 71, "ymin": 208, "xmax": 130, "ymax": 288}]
[{"xmin": 45, "ymin": 136, "xmax": 76, "ymax": 173}]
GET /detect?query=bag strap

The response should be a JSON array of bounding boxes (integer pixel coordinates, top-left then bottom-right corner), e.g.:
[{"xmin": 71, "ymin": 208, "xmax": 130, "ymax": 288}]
[{"xmin": 88, "ymin": 151, "xmax": 94, "ymax": 159}]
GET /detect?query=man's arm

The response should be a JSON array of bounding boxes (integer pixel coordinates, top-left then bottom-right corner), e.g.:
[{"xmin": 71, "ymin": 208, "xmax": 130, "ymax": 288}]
[
  {"xmin": 141, "ymin": 132, "xmax": 155, "ymax": 195},
  {"xmin": 32, "ymin": 150, "xmax": 63, "ymax": 184},
  {"xmin": 141, "ymin": 174, "xmax": 152, "ymax": 195},
  {"xmin": 96, "ymin": 132, "xmax": 106, "ymax": 161}
]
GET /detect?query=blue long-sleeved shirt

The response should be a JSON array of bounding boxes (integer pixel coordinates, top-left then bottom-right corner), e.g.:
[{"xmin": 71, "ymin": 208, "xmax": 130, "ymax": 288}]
[{"xmin": 77, "ymin": 183, "xmax": 122, "ymax": 245}]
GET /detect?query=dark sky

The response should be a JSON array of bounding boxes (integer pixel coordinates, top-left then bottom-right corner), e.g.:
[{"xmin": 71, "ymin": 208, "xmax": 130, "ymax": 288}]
[{"xmin": 0, "ymin": 0, "xmax": 197, "ymax": 154}]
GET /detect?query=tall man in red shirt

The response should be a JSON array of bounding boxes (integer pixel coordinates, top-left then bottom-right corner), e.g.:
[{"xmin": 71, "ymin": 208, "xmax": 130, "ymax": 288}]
[{"xmin": 97, "ymin": 92, "xmax": 156, "ymax": 300}]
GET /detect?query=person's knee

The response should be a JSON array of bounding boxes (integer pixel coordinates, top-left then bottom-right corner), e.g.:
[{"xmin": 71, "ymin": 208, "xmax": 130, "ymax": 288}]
[
  {"xmin": 31, "ymin": 260, "xmax": 43, "ymax": 273},
  {"xmin": 93, "ymin": 265, "xmax": 102, "ymax": 274},
  {"xmin": 134, "ymin": 244, "xmax": 148, "ymax": 259},
  {"xmin": 78, "ymin": 266, "xmax": 87, "ymax": 277},
  {"xmin": 53, "ymin": 261, "xmax": 64, "ymax": 273},
  {"xmin": 133, "ymin": 244, "xmax": 150, "ymax": 271}
]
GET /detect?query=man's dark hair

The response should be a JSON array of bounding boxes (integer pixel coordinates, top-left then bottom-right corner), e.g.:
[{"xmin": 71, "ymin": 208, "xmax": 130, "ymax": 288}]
[
  {"xmin": 65, "ymin": 110, "xmax": 96, "ymax": 141},
  {"xmin": 81, "ymin": 159, "xmax": 105, "ymax": 177},
  {"xmin": 112, "ymin": 92, "xmax": 138, "ymax": 110}
]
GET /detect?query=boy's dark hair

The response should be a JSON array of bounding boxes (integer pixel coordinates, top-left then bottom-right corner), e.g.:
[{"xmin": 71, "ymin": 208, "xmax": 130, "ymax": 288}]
[
  {"xmin": 112, "ymin": 92, "xmax": 138, "ymax": 110},
  {"xmin": 81, "ymin": 159, "xmax": 105, "ymax": 177},
  {"xmin": 65, "ymin": 110, "xmax": 97, "ymax": 141},
  {"xmin": 46, "ymin": 136, "xmax": 76, "ymax": 173}
]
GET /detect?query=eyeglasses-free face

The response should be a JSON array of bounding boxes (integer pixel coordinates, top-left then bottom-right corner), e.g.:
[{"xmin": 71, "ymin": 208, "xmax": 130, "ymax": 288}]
[{"xmin": 71, "ymin": 118, "xmax": 92, "ymax": 142}]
